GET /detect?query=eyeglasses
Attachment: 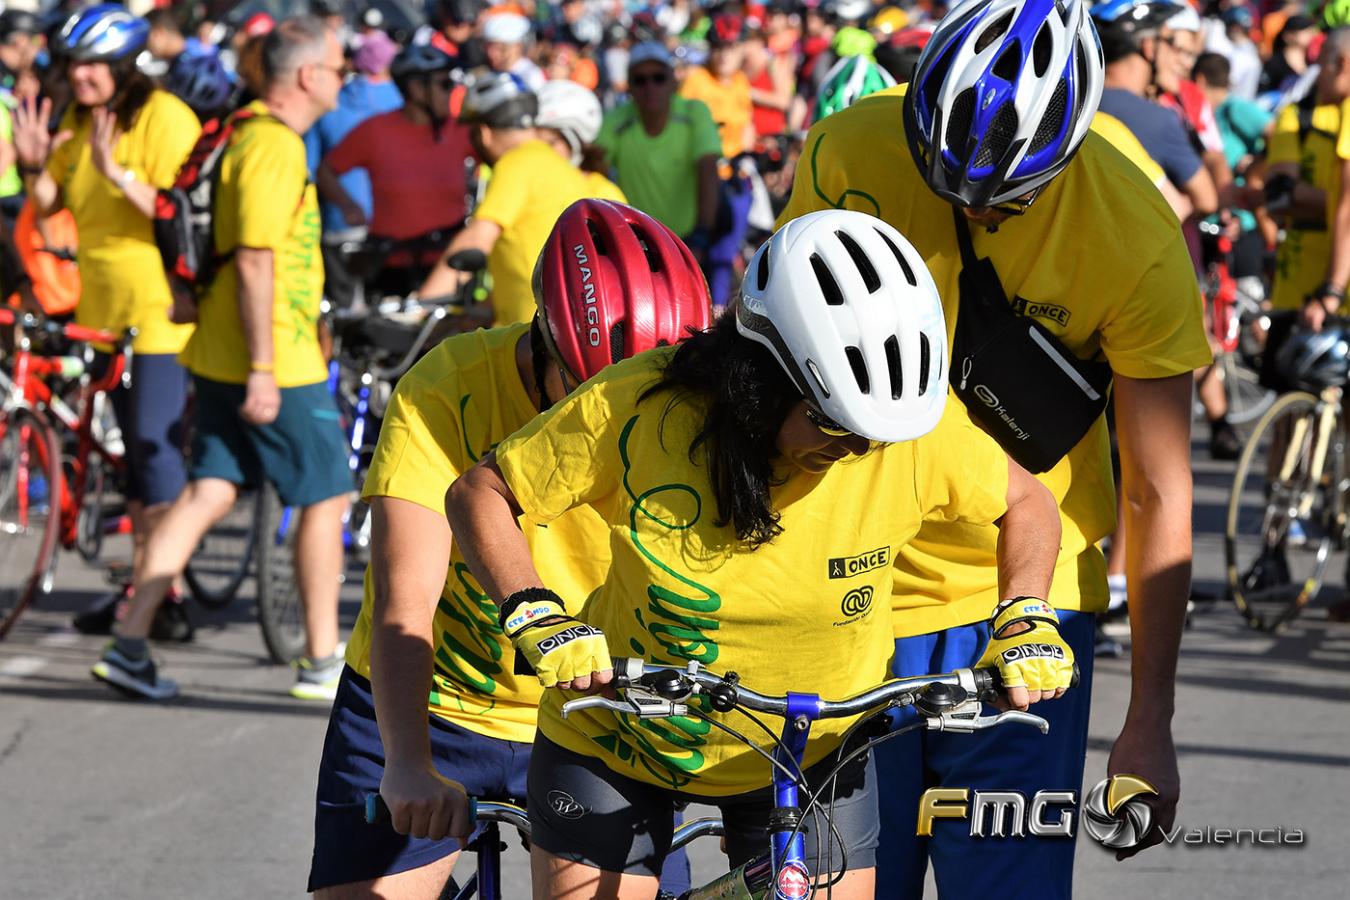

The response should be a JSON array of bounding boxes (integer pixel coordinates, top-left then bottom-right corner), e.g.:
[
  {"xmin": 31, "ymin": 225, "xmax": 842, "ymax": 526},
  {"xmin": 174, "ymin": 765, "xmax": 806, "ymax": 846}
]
[
  {"xmin": 313, "ymin": 62, "xmax": 350, "ymax": 78},
  {"xmin": 803, "ymin": 402, "xmax": 853, "ymax": 438},
  {"xmin": 1159, "ymin": 37, "xmax": 1199, "ymax": 64},
  {"xmin": 630, "ymin": 71, "xmax": 671, "ymax": 88},
  {"xmin": 987, "ymin": 184, "xmax": 1045, "ymax": 217},
  {"xmin": 429, "ymin": 75, "xmax": 455, "ymax": 90}
]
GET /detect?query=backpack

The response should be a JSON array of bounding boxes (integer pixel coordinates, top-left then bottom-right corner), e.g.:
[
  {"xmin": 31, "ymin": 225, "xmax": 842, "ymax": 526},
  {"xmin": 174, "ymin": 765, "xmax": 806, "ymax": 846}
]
[{"xmin": 153, "ymin": 107, "xmax": 266, "ymax": 322}]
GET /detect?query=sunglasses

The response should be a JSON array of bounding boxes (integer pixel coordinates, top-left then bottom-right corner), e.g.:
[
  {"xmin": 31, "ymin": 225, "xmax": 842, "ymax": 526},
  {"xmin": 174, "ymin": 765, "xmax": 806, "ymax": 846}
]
[
  {"xmin": 987, "ymin": 184, "xmax": 1045, "ymax": 217},
  {"xmin": 804, "ymin": 403, "xmax": 853, "ymax": 438},
  {"xmin": 630, "ymin": 72, "xmax": 671, "ymax": 88},
  {"xmin": 429, "ymin": 75, "xmax": 455, "ymax": 90}
]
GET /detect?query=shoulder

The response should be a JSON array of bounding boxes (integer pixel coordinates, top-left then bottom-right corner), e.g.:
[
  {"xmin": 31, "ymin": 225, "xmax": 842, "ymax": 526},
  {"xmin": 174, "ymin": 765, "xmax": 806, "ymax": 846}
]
[
  {"xmin": 139, "ymin": 89, "xmax": 198, "ymax": 130},
  {"xmin": 1056, "ymin": 131, "xmax": 1177, "ymax": 235},
  {"xmin": 397, "ymin": 324, "xmax": 526, "ymax": 403}
]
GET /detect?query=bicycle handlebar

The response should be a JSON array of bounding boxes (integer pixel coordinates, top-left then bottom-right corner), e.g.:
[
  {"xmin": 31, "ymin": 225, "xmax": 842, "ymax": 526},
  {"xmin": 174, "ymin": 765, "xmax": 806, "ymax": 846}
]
[{"xmin": 0, "ymin": 307, "xmax": 128, "ymax": 348}]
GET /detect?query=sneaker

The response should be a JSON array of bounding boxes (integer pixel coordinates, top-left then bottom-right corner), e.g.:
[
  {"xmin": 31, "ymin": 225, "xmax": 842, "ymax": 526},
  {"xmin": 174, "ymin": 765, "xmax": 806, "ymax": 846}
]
[
  {"xmin": 149, "ymin": 589, "xmax": 194, "ymax": 643},
  {"xmin": 1287, "ymin": 520, "xmax": 1307, "ymax": 547},
  {"xmin": 290, "ymin": 652, "xmax": 344, "ymax": 701},
  {"xmin": 1106, "ymin": 573, "xmax": 1128, "ymax": 615},
  {"xmin": 72, "ymin": 585, "xmax": 130, "ymax": 635},
  {"xmin": 1242, "ymin": 549, "xmax": 1290, "ymax": 594},
  {"xmin": 1210, "ymin": 422, "xmax": 1243, "ymax": 461},
  {"xmin": 91, "ymin": 643, "xmax": 179, "ymax": 701},
  {"xmin": 1094, "ymin": 623, "xmax": 1125, "ymax": 658}
]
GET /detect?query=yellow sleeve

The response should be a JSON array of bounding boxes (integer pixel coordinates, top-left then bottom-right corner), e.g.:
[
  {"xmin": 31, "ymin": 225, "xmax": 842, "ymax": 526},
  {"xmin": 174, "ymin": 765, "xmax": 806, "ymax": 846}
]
[
  {"xmin": 362, "ymin": 373, "xmax": 466, "ymax": 513},
  {"xmin": 231, "ymin": 124, "xmax": 308, "ymax": 250},
  {"xmin": 474, "ymin": 150, "xmax": 529, "ymax": 230},
  {"xmin": 587, "ymin": 172, "xmax": 627, "ymax": 203},
  {"xmin": 1267, "ymin": 106, "xmax": 1299, "ymax": 166},
  {"xmin": 1337, "ymin": 98, "xmax": 1350, "ymax": 161},
  {"xmin": 142, "ymin": 94, "xmax": 201, "ymax": 189},
  {"xmin": 912, "ymin": 398, "xmax": 1010, "ymax": 526},
  {"xmin": 494, "ymin": 377, "xmax": 628, "ymax": 524},
  {"xmin": 1098, "ymin": 241, "xmax": 1213, "ymax": 378}
]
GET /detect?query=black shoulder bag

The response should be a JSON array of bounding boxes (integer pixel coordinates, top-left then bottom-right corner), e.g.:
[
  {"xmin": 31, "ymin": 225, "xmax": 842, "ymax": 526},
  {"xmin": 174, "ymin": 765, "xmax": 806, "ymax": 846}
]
[{"xmin": 949, "ymin": 209, "xmax": 1112, "ymax": 473}]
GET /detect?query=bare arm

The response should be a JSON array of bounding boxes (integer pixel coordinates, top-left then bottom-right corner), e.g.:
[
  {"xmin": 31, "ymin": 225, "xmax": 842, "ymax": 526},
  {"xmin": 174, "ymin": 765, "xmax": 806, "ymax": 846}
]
[
  {"xmin": 22, "ymin": 171, "xmax": 63, "ymax": 217},
  {"xmin": 1108, "ymin": 371, "xmax": 1193, "ymax": 857},
  {"xmin": 696, "ymin": 154, "xmax": 719, "ymax": 234},
  {"xmin": 235, "ymin": 247, "xmax": 281, "ymax": 425},
  {"xmin": 419, "ymin": 217, "xmax": 502, "ymax": 299},
  {"xmin": 994, "ymin": 458, "xmax": 1061, "ymax": 603},
  {"xmin": 1157, "ymin": 178, "xmax": 1193, "ymax": 221},
  {"xmin": 316, "ymin": 161, "xmax": 365, "ymax": 227},
  {"xmin": 1181, "ymin": 166, "xmax": 1219, "ymax": 217},
  {"xmin": 443, "ymin": 453, "xmax": 543, "ymax": 603},
  {"xmin": 1321, "ymin": 155, "xmax": 1350, "ymax": 293}
]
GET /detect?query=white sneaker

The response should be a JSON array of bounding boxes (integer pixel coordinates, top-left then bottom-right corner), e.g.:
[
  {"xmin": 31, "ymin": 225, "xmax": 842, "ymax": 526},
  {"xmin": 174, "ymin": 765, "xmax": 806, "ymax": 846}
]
[{"xmin": 1106, "ymin": 574, "xmax": 1128, "ymax": 613}]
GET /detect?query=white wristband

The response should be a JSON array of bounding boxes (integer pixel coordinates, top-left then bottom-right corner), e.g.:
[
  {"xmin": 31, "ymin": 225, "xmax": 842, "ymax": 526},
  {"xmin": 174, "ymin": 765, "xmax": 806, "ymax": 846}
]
[{"xmin": 118, "ymin": 168, "xmax": 136, "ymax": 188}]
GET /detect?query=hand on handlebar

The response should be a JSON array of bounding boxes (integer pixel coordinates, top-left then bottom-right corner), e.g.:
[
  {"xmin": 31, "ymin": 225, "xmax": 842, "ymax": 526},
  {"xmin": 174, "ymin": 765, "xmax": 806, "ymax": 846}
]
[
  {"xmin": 502, "ymin": 594, "xmax": 613, "ymax": 692},
  {"xmin": 378, "ymin": 760, "xmax": 473, "ymax": 843},
  {"xmin": 975, "ymin": 598, "xmax": 1076, "ymax": 712}
]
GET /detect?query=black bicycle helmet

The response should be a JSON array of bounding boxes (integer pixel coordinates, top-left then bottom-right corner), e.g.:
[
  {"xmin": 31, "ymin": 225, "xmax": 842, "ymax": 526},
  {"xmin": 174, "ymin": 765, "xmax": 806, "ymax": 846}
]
[
  {"xmin": 391, "ymin": 43, "xmax": 457, "ymax": 80},
  {"xmin": 1276, "ymin": 326, "xmax": 1350, "ymax": 392}
]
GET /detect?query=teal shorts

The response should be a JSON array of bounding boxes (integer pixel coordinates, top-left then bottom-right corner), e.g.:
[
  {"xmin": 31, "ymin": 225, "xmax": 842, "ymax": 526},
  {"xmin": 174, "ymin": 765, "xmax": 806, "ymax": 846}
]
[{"xmin": 189, "ymin": 375, "xmax": 352, "ymax": 508}]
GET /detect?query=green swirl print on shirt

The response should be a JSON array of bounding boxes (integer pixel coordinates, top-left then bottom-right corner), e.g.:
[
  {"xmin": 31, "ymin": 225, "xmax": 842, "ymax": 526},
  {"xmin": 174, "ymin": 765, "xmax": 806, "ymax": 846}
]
[{"xmin": 589, "ymin": 415, "xmax": 721, "ymax": 789}]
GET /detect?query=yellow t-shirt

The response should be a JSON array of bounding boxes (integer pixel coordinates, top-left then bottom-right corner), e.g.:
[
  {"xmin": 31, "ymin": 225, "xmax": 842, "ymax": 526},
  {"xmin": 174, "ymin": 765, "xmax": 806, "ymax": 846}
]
[
  {"xmin": 494, "ymin": 349, "xmax": 1011, "ymax": 795},
  {"xmin": 179, "ymin": 101, "xmax": 326, "ymax": 387},
  {"xmin": 474, "ymin": 139, "xmax": 607, "ymax": 327},
  {"xmin": 346, "ymin": 323, "xmax": 612, "ymax": 742},
  {"xmin": 48, "ymin": 90, "xmax": 199, "ymax": 354},
  {"xmin": 779, "ymin": 88, "xmax": 1212, "ymax": 637},
  {"xmin": 586, "ymin": 171, "xmax": 628, "ymax": 204},
  {"xmin": 1267, "ymin": 99, "xmax": 1350, "ymax": 311},
  {"xmin": 1091, "ymin": 112, "xmax": 1168, "ymax": 189},
  {"xmin": 679, "ymin": 66, "xmax": 752, "ymax": 160}
]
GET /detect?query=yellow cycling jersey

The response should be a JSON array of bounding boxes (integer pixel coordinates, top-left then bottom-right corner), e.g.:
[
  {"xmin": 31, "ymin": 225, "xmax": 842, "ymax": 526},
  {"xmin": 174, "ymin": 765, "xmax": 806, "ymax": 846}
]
[
  {"xmin": 474, "ymin": 139, "xmax": 612, "ymax": 327},
  {"xmin": 779, "ymin": 87, "xmax": 1212, "ymax": 637},
  {"xmin": 585, "ymin": 171, "xmax": 628, "ymax": 204},
  {"xmin": 1267, "ymin": 98, "xmax": 1350, "ymax": 311},
  {"xmin": 1090, "ymin": 112, "xmax": 1168, "ymax": 189},
  {"xmin": 48, "ymin": 90, "xmax": 199, "ymax": 354},
  {"xmin": 494, "ymin": 348, "xmax": 1011, "ymax": 795},
  {"xmin": 346, "ymin": 323, "xmax": 612, "ymax": 743}
]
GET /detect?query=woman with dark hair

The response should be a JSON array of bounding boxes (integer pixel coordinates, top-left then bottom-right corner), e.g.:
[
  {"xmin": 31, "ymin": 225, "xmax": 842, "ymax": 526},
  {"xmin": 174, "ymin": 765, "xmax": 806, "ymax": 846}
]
[
  {"xmin": 444, "ymin": 210, "xmax": 1072, "ymax": 898},
  {"xmin": 12, "ymin": 4, "xmax": 202, "ymax": 634}
]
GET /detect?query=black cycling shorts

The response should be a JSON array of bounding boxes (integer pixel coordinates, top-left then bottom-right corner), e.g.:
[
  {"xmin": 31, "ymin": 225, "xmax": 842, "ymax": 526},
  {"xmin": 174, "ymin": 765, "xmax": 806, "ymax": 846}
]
[{"xmin": 527, "ymin": 730, "xmax": 880, "ymax": 879}]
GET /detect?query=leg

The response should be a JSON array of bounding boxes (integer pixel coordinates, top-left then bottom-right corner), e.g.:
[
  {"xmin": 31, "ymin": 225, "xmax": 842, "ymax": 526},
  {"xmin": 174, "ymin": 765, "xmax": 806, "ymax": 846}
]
[
  {"xmin": 314, "ymin": 856, "xmax": 457, "ymax": 899},
  {"xmin": 294, "ymin": 492, "xmax": 350, "ymax": 660},
  {"xmin": 530, "ymin": 849, "xmax": 654, "ymax": 900},
  {"xmin": 119, "ymin": 477, "xmax": 238, "ymax": 638}
]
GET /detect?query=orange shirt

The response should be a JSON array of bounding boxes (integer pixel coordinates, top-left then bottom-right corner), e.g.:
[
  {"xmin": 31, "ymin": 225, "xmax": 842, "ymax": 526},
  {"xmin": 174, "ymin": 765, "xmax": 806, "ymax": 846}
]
[{"xmin": 680, "ymin": 66, "xmax": 753, "ymax": 159}]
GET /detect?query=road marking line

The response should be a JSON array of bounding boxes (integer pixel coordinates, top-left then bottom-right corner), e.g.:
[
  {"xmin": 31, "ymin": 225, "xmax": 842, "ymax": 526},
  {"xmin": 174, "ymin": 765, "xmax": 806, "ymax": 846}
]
[
  {"xmin": 0, "ymin": 656, "xmax": 45, "ymax": 677},
  {"xmin": 37, "ymin": 630, "xmax": 81, "ymax": 647}
]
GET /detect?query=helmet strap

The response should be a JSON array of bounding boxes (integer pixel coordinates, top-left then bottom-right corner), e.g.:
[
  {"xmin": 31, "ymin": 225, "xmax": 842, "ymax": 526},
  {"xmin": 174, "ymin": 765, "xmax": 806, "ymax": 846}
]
[{"xmin": 529, "ymin": 317, "xmax": 556, "ymax": 411}]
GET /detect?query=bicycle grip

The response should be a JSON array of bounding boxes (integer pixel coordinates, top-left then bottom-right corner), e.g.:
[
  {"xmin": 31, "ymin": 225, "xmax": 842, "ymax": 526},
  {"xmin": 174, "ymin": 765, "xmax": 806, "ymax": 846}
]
[
  {"xmin": 973, "ymin": 663, "xmax": 1080, "ymax": 698},
  {"xmin": 364, "ymin": 793, "xmax": 478, "ymax": 828}
]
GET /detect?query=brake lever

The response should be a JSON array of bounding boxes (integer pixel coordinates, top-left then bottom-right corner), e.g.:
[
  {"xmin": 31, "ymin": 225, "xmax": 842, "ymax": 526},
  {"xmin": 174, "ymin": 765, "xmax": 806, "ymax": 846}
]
[
  {"xmin": 926, "ymin": 702, "xmax": 1049, "ymax": 735},
  {"xmin": 561, "ymin": 688, "xmax": 690, "ymax": 720}
]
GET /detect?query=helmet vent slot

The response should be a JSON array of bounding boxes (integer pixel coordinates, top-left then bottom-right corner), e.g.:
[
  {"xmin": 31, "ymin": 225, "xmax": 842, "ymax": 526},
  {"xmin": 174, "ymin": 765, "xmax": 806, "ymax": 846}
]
[
  {"xmin": 1030, "ymin": 79, "xmax": 1068, "ymax": 154},
  {"xmin": 884, "ymin": 335, "xmax": 903, "ymax": 399},
  {"xmin": 586, "ymin": 219, "xmax": 608, "ymax": 255},
  {"xmin": 810, "ymin": 253, "xmax": 846, "ymax": 306},
  {"xmin": 756, "ymin": 245, "xmax": 772, "ymax": 291},
  {"xmin": 874, "ymin": 227, "xmax": 917, "ymax": 286},
  {"xmin": 835, "ymin": 230, "xmax": 881, "ymax": 293},
  {"xmin": 845, "ymin": 346, "xmax": 870, "ymax": 394},
  {"xmin": 946, "ymin": 88, "xmax": 976, "ymax": 161},
  {"xmin": 992, "ymin": 39, "xmax": 1021, "ymax": 81},
  {"xmin": 631, "ymin": 224, "xmax": 662, "ymax": 272},
  {"xmin": 1032, "ymin": 22, "xmax": 1053, "ymax": 76},
  {"xmin": 974, "ymin": 11, "xmax": 1014, "ymax": 53},
  {"xmin": 973, "ymin": 101, "xmax": 1018, "ymax": 168},
  {"xmin": 609, "ymin": 322, "xmax": 626, "ymax": 365},
  {"xmin": 918, "ymin": 333, "xmax": 932, "ymax": 395}
]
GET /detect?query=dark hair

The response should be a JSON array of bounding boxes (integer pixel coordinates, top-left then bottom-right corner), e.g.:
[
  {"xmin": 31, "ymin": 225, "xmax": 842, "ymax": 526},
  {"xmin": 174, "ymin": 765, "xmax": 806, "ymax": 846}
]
[
  {"xmin": 69, "ymin": 55, "xmax": 156, "ymax": 129},
  {"xmin": 1192, "ymin": 52, "xmax": 1230, "ymax": 87},
  {"xmin": 639, "ymin": 313, "xmax": 800, "ymax": 549}
]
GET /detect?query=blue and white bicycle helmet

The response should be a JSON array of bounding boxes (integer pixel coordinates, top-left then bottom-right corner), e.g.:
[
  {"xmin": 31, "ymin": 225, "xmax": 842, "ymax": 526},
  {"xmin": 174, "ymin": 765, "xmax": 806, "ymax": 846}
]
[
  {"xmin": 54, "ymin": 3, "xmax": 149, "ymax": 63},
  {"xmin": 905, "ymin": 0, "xmax": 1104, "ymax": 209},
  {"xmin": 1089, "ymin": 0, "xmax": 1184, "ymax": 35},
  {"xmin": 165, "ymin": 52, "xmax": 236, "ymax": 117}
]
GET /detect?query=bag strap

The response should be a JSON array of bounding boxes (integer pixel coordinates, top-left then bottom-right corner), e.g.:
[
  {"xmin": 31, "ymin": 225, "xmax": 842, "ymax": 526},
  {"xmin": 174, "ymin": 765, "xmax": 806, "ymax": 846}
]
[{"xmin": 951, "ymin": 206, "xmax": 979, "ymax": 270}]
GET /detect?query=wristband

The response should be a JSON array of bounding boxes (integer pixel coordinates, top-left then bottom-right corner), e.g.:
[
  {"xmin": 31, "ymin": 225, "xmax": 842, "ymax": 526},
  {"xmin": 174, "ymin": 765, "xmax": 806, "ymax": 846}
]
[
  {"xmin": 1315, "ymin": 283, "xmax": 1346, "ymax": 303},
  {"xmin": 250, "ymin": 361, "xmax": 274, "ymax": 373},
  {"xmin": 19, "ymin": 164, "xmax": 43, "ymax": 177},
  {"xmin": 498, "ymin": 587, "xmax": 567, "ymax": 633},
  {"xmin": 118, "ymin": 168, "xmax": 137, "ymax": 188}
]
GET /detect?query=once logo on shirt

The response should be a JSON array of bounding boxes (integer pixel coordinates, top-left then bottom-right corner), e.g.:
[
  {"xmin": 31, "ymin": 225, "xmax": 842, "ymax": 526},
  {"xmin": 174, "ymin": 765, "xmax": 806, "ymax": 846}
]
[
  {"xmin": 828, "ymin": 546, "xmax": 890, "ymax": 579},
  {"xmin": 572, "ymin": 243, "xmax": 602, "ymax": 348},
  {"xmin": 1011, "ymin": 297, "xmax": 1071, "ymax": 327}
]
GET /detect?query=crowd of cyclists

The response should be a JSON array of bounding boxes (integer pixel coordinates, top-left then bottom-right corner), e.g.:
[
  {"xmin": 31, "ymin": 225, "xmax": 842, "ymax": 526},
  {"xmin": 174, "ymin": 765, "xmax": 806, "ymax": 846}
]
[{"xmin": 2, "ymin": 0, "xmax": 1350, "ymax": 897}]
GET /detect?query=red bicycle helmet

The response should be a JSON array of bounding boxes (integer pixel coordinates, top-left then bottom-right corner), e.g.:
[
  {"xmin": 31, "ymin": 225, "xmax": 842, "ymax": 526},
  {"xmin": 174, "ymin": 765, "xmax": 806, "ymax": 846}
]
[{"xmin": 533, "ymin": 200, "xmax": 712, "ymax": 383}]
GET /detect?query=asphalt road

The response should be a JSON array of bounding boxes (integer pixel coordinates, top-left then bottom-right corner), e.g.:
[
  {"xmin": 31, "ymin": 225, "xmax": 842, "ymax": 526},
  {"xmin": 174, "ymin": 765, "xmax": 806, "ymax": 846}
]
[{"xmin": 2, "ymin": 437, "xmax": 1348, "ymax": 899}]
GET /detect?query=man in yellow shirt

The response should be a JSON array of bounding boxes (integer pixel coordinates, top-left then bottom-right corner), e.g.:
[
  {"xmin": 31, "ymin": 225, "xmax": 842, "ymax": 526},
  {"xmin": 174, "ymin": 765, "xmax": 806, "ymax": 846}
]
[
  {"xmin": 92, "ymin": 16, "xmax": 352, "ymax": 703},
  {"xmin": 779, "ymin": 1, "xmax": 1210, "ymax": 895},
  {"xmin": 307, "ymin": 200, "xmax": 710, "ymax": 897},
  {"xmin": 419, "ymin": 72, "xmax": 605, "ymax": 326}
]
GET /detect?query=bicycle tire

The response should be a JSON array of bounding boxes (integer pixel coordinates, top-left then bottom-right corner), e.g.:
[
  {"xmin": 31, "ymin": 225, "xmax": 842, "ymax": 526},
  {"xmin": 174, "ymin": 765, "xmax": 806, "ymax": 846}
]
[
  {"xmin": 0, "ymin": 409, "xmax": 63, "ymax": 639},
  {"xmin": 184, "ymin": 488, "xmax": 262, "ymax": 609},
  {"xmin": 1220, "ymin": 351, "xmax": 1276, "ymax": 426},
  {"xmin": 256, "ymin": 485, "xmax": 306, "ymax": 663},
  {"xmin": 1224, "ymin": 390, "xmax": 1338, "ymax": 631}
]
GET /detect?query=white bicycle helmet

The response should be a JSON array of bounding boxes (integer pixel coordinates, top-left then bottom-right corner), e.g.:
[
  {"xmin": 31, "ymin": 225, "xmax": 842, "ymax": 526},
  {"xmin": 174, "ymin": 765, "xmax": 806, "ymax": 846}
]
[
  {"xmin": 737, "ymin": 210, "xmax": 948, "ymax": 443},
  {"xmin": 905, "ymin": 0, "xmax": 1105, "ymax": 208},
  {"xmin": 460, "ymin": 71, "xmax": 537, "ymax": 128},
  {"xmin": 535, "ymin": 80, "xmax": 604, "ymax": 165}
]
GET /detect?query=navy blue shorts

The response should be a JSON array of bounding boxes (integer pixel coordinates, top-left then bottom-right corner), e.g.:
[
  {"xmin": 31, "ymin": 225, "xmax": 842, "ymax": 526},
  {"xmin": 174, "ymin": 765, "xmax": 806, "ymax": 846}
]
[
  {"xmin": 96, "ymin": 352, "xmax": 189, "ymax": 507},
  {"xmin": 308, "ymin": 668, "xmax": 532, "ymax": 892},
  {"xmin": 188, "ymin": 376, "xmax": 351, "ymax": 508},
  {"xmin": 874, "ymin": 610, "xmax": 1096, "ymax": 900}
]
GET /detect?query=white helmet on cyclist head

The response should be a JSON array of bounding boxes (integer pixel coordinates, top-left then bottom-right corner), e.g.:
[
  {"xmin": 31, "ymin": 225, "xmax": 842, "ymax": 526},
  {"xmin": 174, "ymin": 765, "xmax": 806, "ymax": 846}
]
[
  {"xmin": 460, "ymin": 71, "xmax": 537, "ymax": 128},
  {"xmin": 535, "ymin": 79, "xmax": 603, "ymax": 165},
  {"xmin": 736, "ymin": 210, "xmax": 948, "ymax": 444}
]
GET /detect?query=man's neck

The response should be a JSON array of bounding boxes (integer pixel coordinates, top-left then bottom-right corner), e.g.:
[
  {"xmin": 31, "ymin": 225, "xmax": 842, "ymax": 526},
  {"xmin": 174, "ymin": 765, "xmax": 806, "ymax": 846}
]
[
  {"xmin": 491, "ymin": 128, "xmax": 536, "ymax": 160},
  {"xmin": 1103, "ymin": 61, "xmax": 1148, "ymax": 97},
  {"xmin": 260, "ymin": 87, "xmax": 319, "ymax": 134},
  {"xmin": 403, "ymin": 103, "xmax": 431, "ymax": 126},
  {"xmin": 637, "ymin": 103, "xmax": 670, "ymax": 136}
]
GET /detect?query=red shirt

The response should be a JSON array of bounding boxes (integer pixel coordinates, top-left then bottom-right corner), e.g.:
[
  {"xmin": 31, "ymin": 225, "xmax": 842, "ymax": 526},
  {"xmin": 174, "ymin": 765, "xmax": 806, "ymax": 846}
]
[{"xmin": 325, "ymin": 109, "xmax": 473, "ymax": 240}]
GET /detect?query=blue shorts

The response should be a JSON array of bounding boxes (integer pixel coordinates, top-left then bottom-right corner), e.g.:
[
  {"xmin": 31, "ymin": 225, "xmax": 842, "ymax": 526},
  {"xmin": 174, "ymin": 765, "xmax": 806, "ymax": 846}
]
[
  {"xmin": 96, "ymin": 352, "xmax": 189, "ymax": 506},
  {"xmin": 308, "ymin": 667, "xmax": 532, "ymax": 892},
  {"xmin": 875, "ymin": 611, "xmax": 1096, "ymax": 900},
  {"xmin": 188, "ymin": 376, "xmax": 350, "ymax": 508}
]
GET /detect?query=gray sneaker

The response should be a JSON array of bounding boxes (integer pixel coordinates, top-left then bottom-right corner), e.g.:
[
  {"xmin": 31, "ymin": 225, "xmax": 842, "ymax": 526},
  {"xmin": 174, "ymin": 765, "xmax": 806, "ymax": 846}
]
[
  {"xmin": 290, "ymin": 652, "xmax": 344, "ymax": 702},
  {"xmin": 92, "ymin": 643, "xmax": 179, "ymax": 701}
]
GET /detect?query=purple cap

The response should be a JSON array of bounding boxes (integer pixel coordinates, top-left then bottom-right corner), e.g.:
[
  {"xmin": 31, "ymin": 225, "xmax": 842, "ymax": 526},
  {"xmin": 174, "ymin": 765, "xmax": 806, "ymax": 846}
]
[{"xmin": 354, "ymin": 31, "xmax": 399, "ymax": 75}]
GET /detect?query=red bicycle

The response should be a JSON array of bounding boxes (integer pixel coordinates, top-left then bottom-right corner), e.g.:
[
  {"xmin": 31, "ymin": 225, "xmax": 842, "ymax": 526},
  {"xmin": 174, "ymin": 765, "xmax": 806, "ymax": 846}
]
[{"xmin": 0, "ymin": 307, "xmax": 132, "ymax": 638}]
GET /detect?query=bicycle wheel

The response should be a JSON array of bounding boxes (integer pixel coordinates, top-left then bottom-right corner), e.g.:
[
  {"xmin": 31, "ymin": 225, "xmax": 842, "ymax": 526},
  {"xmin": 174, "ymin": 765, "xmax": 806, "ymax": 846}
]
[
  {"xmin": 1225, "ymin": 391, "xmax": 1342, "ymax": 631},
  {"xmin": 74, "ymin": 456, "xmax": 126, "ymax": 563},
  {"xmin": 0, "ymin": 410, "xmax": 63, "ymax": 639},
  {"xmin": 256, "ymin": 485, "xmax": 306, "ymax": 663},
  {"xmin": 1220, "ymin": 351, "xmax": 1276, "ymax": 426},
  {"xmin": 184, "ymin": 488, "xmax": 261, "ymax": 609}
]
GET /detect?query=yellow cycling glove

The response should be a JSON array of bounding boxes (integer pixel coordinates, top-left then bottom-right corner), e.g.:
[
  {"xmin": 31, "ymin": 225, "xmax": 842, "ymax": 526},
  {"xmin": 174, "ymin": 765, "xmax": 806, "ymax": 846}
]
[
  {"xmin": 975, "ymin": 597, "xmax": 1076, "ymax": 693},
  {"xmin": 500, "ymin": 589, "xmax": 611, "ymax": 688}
]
